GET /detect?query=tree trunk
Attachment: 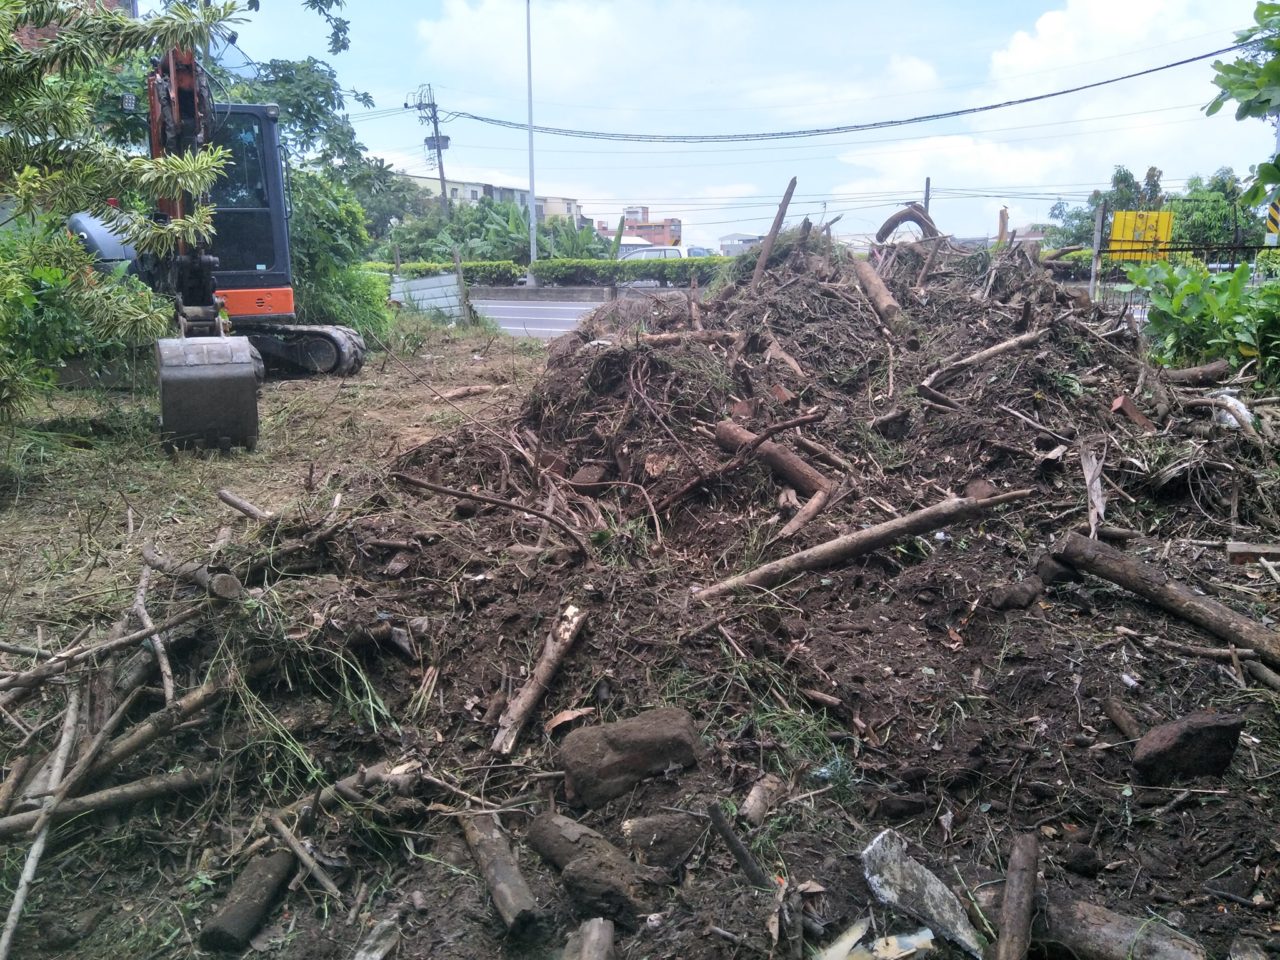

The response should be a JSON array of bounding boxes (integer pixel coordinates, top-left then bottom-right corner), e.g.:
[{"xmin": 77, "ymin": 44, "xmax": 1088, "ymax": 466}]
[
  {"xmin": 1052, "ymin": 533, "xmax": 1280, "ymax": 669},
  {"xmin": 199, "ymin": 851, "xmax": 296, "ymax": 951},
  {"xmin": 994, "ymin": 834, "xmax": 1038, "ymax": 960},
  {"xmin": 714, "ymin": 420, "xmax": 831, "ymax": 497},
  {"xmin": 853, "ymin": 259, "xmax": 906, "ymax": 332},
  {"xmin": 462, "ymin": 814, "xmax": 544, "ymax": 934}
]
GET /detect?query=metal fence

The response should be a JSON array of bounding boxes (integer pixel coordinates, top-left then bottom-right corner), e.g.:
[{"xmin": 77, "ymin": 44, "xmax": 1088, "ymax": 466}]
[{"xmin": 388, "ymin": 272, "xmax": 468, "ymax": 322}]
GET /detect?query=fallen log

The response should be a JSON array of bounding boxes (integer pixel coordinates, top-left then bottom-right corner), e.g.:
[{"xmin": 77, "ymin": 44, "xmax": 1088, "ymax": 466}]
[
  {"xmin": 853, "ymin": 259, "xmax": 907, "ymax": 333},
  {"xmin": 199, "ymin": 850, "xmax": 296, "ymax": 951},
  {"xmin": 1162, "ymin": 359, "xmax": 1231, "ymax": 385},
  {"xmin": 1051, "ymin": 533, "xmax": 1280, "ymax": 670},
  {"xmin": 142, "ymin": 542, "xmax": 243, "ymax": 601},
  {"xmin": 922, "ymin": 328, "xmax": 1049, "ymax": 390},
  {"xmin": 993, "ymin": 833, "xmax": 1038, "ymax": 960},
  {"xmin": 563, "ymin": 918, "xmax": 615, "ymax": 960},
  {"xmin": 697, "ymin": 490, "xmax": 1031, "ymax": 601},
  {"xmin": 0, "ymin": 764, "xmax": 218, "ymax": 840},
  {"xmin": 492, "ymin": 604, "xmax": 588, "ymax": 755},
  {"xmin": 462, "ymin": 813, "xmax": 544, "ymax": 934},
  {"xmin": 976, "ymin": 885, "xmax": 1206, "ymax": 960},
  {"xmin": 714, "ymin": 420, "xmax": 831, "ymax": 497},
  {"xmin": 528, "ymin": 812, "xmax": 662, "ymax": 921}
]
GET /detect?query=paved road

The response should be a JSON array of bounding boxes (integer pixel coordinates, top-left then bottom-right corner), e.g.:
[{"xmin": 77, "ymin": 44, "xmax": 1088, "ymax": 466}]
[{"xmin": 472, "ymin": 300, "xmax": 598, "ymax": 339}]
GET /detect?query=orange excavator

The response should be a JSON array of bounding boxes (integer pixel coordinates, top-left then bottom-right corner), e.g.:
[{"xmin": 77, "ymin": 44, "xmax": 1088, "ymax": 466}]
[{"xmin": 74, "ymin": 48, "xmax": 365, "ymax": 450}]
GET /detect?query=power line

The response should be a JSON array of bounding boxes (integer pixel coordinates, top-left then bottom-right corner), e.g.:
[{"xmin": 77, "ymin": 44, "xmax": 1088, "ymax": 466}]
[{"xmin": 441, "ymin": 43, "xmax": 1248, "ymax": 143}]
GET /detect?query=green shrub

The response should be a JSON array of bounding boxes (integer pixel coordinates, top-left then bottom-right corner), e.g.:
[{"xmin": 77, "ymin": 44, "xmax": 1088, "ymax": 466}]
[
  {"xmin": 296, "ymin": 267, "xmax": 391, "ymax": 339},
  {"xmin": 530, "ymin": 256, "xmax": 731, "ymax": 286},
  {"xmin": 367, "ymin": 260, "xmax": 524, "ymax": 285},
  {"xmin": 1127, "ymin": 260, "xmax": 1280, "ymax": 381}
]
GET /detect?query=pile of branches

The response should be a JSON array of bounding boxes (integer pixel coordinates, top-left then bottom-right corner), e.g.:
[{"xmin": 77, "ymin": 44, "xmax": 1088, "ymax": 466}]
[{"xmin": 3, "ymin": 194, "xmax": 1279, "ymax": 959}]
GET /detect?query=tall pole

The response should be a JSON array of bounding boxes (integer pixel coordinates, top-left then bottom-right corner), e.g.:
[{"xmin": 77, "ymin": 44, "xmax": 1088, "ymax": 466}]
[
  {"xmin": 1266, "ymin": 120, "xmax": 1280, "ymax": 248},
  {"xmin": 923, "ymin": 176, "xmax": 931, "ymax": 215},
  {"xmin": 428, "ymin": 87, "xmax": 449, "ymax": 218},
  {"xmin": 526, "ymin": 0, "xmax": 537, "ymax": 272}
]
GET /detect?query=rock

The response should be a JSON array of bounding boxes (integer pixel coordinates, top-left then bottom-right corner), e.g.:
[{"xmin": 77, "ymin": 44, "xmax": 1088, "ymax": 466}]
[
  {"xmin": 861, "ymin": 829, "xmax": 985, "ymax": 958},
  {"xmin": 568, "ymin": 463, "xmax": 610, "ymax": 495},
  {"xmin": 1132, "ymin": 711, "xmax": 1244, "ymax": 786},
  {"xmin": 1228, "ymin": 936, "xmax": 1268, "ymax": 960},
  {"xmin": 988, "ymin": 576, "xmax": 1044, "ymax": 611},
  {"xmin": 1062, "ymin": 843, "xmax": 1102, "ymax": 878},
  {"xmin": 527, "ymin": 813, "xmax": 664, "ymax": 925},
  {"xmin": 559, "ymin": 708, "xmax": 701, "ymax": 808},
  {"xmin": 621, "ymin": 813, "xmax": 705, "ymax": 871}
]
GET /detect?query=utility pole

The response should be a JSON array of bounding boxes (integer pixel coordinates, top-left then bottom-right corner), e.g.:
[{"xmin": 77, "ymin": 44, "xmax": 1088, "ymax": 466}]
[
  {"xmin": 923, "ymin": 176, "xmax": 931, "ymax": 215},
  {"xmin": 526, "ymin": 0, "xmax": 538, "ymax": 273},
  {"xmin": 408, "ymin": 85, "xmax": 450, "ymax": 216},
  {"xmin": 1267, "ymin": 120, "xmax": 1280, "ymax": 247}
]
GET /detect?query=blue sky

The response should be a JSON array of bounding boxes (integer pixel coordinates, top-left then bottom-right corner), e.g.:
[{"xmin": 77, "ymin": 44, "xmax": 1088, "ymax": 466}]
[{"xmin": 149, "ymin": 0, "xmax": 1267, "ymax": 246}]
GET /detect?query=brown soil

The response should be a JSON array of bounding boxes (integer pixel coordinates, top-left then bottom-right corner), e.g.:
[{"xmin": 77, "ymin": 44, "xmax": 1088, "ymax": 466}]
[{"xmin": 2, "ymin": 238, "xmax": 1278, "ymax": 960}]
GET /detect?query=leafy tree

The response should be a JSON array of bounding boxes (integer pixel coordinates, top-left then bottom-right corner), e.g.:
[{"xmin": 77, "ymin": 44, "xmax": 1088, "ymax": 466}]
[
  {"xmin": 1168, "ymin": 167, "xmax": 1265, "ymax": 253},
  {"xmin": 1208, "ymin": 3, "xmax": 1280, "ymax": 205},
  {"xmin": 1045, "ymin": 165, "xmax": 1164, "ymax": 248},
  {"xmin": 349, "ymin": 162, "xmax": 436, "ymax": 242},
  {"xmin": 1, "ymin": 0, "xmax": 237, "ymax": 421},
  {"xmin": 288, "ymin": 170, "xmax": 388, "ymax": 336},
  {"xmin": 225, "ymin": 56, "xmax": 372, "ymax": 170}
]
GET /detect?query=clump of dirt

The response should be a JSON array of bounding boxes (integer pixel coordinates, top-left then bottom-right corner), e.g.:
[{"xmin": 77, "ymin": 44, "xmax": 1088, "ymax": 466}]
[{"xmin": 4, "ymin": 231, "xmax": 1279, "ymax": 960}]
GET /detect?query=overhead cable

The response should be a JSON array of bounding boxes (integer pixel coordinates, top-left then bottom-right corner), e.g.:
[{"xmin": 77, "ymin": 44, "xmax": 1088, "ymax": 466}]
[{"xmin": 442, "ymin": 43, "xmax": 1248, "ymax": 143}]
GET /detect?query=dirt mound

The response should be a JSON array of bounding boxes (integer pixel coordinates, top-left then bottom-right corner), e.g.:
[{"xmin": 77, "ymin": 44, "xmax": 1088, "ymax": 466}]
[{"xmin": 5, "ymin": 230, "xmax": 1279, "ymax": 960}]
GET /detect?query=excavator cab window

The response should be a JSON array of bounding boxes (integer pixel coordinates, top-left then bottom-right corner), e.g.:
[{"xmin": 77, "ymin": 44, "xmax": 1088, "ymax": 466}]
[{"xmin": 208, "ymin": 112, "xmax": 275, "ymax": 273}]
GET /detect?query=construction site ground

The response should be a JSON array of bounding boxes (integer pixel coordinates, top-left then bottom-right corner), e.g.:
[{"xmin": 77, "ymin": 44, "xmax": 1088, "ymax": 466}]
[{"xmin": 1, "ymin": 236, "xmax": 1278, "ymax": 960}]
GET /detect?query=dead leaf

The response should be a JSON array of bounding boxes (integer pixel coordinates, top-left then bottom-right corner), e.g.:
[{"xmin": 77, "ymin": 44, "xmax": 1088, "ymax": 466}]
[
  {"xmin": 1078, "ymin": 440, "xmax": 1107, "ymax": 538},
  {"xmin": 544, "ymin": 707, "xmax": 595, "ymax": 735}
]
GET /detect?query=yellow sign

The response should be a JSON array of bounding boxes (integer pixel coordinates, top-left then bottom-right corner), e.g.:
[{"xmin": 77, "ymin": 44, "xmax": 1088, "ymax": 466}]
[
  {"xmin": 1267, "ymin": 201, "xmax": 1280, "ymax": 246},
  {"xmin": 1108, "ymin": 210, "xmax": 1173, "ymax": 262}
]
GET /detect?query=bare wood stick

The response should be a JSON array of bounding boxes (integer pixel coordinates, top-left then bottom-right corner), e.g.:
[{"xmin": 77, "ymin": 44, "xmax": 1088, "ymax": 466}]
[
  {"xmin": 142, "ymin": 542, "xmax": 243, "ymax": 601},
  {"xmin": 462, "ymin": 813, "xmax": 544, "ymax": 934},
  {"xmin": 698, "ymin": 490, "xmax": 1032, "ymax": 601},
  {"xmin": 876, "ymin": 203, "xmax": 939, "ymax": 243},
  {"xmin": 1245, "ymin": 660, "xmax": 1280, "ymax": 692},
  {"xmin": 0, "ymin": 641, "xmax": 52, "ymax": 661},
  {"xmin": 1153, "ymin": 638, "xmax": 1257, "ymax": 661},
  {"xmin": 0, "ymin": 764, "xmax": 217, "ymax": 839},
  {"xmin": 269, "ymin": 814, "xmax": 344, "ymax": 903},
  {"xmin": 435, "ymin": 384, "xmax": 508, "ymax": 401},
  {"xmin": 706, "ymin": 802, "xmax": 771, "ymax": 889},
  {"xmin": 918, "ymin": 383, "xmax": 961, "ymax": 409},
  {"xmin": 563, "ymin": 917, "xmax": 615, "ymax": 960},
  {"xmin": 29, "ymin": 686, "xmax": 143, "ymax": 836},
  {"xmin": 1182, "ymin": 397, "xmax": 1262, "ymax": 441},
  {"xmin": 128, "ymin": 567, "xmax": 174, "ymax": 704},
  {"xmin": 89, "ymin": 659, "xmax": 274, "ymax": 782},
  {"xmin": 923, "ymin": 328, "xmax": 1049, "ymax": 389},
  {"xmin": 792, "ymin": 435, "xmax": 854, "ymax": 474},
  {"xmin": 0, "ymin": 755, "xmax": 33, "ymax": 818},
  {"xmin": 0, "ymin": 605, "xmax": 207, "ymax": 694},
  {"xmin": 853, "ymin": 258, "xmax": 907, "ymax": 332},
  {"xmin": 1052, "ymin": 533, "xmax": 1280, "ymax": 670},
  {"xmin": 714, "ymin": 420, "xmax": 832, "ymax": 497},
  {"xmin": 778, "ymin": 490, "xmax": 829, "ymax": 540},
  {"xmin": 870, "ymin": 407, "xmax": 910, "ymax": 437},
  {"xmin": 492, "ymin": 604, "xmax": 588, "ymax": 755},
  {"xmin": 199, "ymin": 850, "xmax": 296, "ymax": 951},
  {"xmin": 1102, "ymin": 698, "xmax": 1143, "ymax": 742},
  {"xmin": 0, "ymin": 687, "xmax": 80, "ymax": 960},
  {"xmin": 637, "ymin": 331, "xmax": 737, "ymax": 348},
  {"xmin": 217, "ymin": 489, "xmax": 274, "ymax": 523},
  {"xmin": 994, "ymin": 833, "xmax": 1039, "ymax": 960},
  {"xmin": 751, "ymin": 177, "xmax": 797, "ymax": 291},
  {"xmin": 393, "ymin": 473, "xmax": 589, "ymax": 559}
]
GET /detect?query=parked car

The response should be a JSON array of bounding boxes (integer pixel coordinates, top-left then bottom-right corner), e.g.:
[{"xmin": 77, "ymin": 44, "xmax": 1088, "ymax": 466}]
[{"xmin": 621, "ymin": 245, "xmax": 693, "ymax": 260}]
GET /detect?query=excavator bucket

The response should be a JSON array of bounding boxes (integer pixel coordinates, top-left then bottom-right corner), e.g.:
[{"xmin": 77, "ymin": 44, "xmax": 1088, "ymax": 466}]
[{"xmin": 157, "ymin": 337, "xmax": 259, "ymax": 452}]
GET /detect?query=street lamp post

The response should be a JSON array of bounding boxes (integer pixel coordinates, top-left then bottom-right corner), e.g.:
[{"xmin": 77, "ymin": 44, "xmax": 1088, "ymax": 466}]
[{"xmin": 526, "ymin": 0, "xmax": 537, "ymax": 279}]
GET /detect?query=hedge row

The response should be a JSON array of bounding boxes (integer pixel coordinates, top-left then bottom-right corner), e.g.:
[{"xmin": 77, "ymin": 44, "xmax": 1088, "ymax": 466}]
[
  {"xmin": 364, "ymin": 260, "xmax": 525, "ymax": 285},
  {"xmin": 363, "ymin": 257, "xmax": 733, "ymax": 287},
  {"xmin": 530, "ymin": 256, "xmax": 732, "ymax": 286}
]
